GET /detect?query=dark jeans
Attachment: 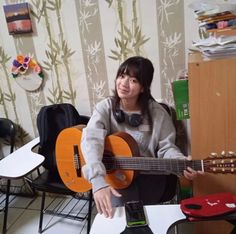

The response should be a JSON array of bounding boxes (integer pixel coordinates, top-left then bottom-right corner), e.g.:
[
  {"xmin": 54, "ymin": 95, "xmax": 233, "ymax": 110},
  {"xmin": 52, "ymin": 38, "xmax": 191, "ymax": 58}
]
[{"xmin": 111, "ymin": 174, "xmax": 177, "ymax": 206}]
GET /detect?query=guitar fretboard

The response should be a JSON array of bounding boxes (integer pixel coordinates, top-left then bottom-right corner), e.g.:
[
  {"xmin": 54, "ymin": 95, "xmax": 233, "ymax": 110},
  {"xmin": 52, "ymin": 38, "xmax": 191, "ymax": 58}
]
[{"xmin": 103, "ymin": 156, "xmax": 203, "ymax": 175}]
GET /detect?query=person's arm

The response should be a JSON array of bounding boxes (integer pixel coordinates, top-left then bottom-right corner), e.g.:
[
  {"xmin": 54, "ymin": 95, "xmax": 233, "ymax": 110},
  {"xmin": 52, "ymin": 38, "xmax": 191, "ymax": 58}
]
[
  {"xmin": 81, "ymin": 99, "xmax": 121, "ymax": 218},
  {"xmin": 156, "ymin": 108, "xmax": 204, "ymax": 179},
  {"xmin": 81, "ymin": 126, "xmax": 108, "ymax": 192},
  {"xmin": 156, "ymin": 109, "xmax": 184, "ymax": 159},
  {"xmin": 81, "ymin": 101, "xmax": 109, "ymax": 193}
]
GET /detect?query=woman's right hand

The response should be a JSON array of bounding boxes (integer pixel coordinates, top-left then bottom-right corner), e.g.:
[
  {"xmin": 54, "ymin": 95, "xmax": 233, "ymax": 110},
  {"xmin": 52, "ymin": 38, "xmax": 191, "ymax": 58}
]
[{"xmin": 93, "ymin": 186, "xmax": 122, "ymax": 218}]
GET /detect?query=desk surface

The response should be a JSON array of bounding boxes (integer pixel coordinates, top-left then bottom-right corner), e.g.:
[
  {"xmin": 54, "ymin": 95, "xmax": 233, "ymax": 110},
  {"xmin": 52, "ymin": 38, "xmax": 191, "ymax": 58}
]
[
  {"xmin": 90, "ymin": 204, "xmax": 186, "ymax": 234},
  {"xmin": 0, "ymin": 137, "xmax": 44, "ymax": 179}
]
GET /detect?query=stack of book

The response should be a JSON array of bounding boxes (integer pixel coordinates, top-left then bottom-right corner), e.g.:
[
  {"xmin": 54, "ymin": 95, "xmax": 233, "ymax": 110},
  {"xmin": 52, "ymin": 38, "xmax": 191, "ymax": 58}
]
[
  {"xmin": 196, "ymin": 10, "xmax": 236, "ymax": 37},
  {"xmin": 189, "ymin": 2, "xmax": 236, "ymax": 58}
]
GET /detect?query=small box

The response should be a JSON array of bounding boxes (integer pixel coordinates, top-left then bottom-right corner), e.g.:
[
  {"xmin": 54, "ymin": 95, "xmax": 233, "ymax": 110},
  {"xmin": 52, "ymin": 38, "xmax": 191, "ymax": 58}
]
[{"xmin": 172, "ymin": 80, "xmax": 190, "ymax": 120}]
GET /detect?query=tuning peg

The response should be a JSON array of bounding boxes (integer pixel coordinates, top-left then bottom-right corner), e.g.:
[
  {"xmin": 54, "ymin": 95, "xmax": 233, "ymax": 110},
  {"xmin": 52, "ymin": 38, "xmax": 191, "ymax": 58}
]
[
  {"xmin": 228, "ymin": 151, "xmax": 236, "ymax": 156},
  {"xmin": 210, "ymin": 152, "xmax": 217, "ymax": 158},
  {"xmin": 221, "ymin": 151, "xmax": 226, "ymax": 157}
]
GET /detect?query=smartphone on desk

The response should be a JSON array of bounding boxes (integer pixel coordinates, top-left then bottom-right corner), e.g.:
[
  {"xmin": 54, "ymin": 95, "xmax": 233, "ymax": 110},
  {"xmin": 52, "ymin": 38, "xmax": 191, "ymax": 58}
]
[{"xmin": 124, "ymin": 200, "xmax": 147, "ymax": 228}]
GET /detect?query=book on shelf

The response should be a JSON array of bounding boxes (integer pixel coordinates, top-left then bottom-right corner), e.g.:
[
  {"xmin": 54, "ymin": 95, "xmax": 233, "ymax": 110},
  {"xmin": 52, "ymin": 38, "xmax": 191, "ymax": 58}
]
[
  {"xmin": 198, "ymin": 11, "xmax": 236, "ymax": 24},
  {"xmin": 207, "ymin": 27, "xmax": 236, "ymax": 37}
]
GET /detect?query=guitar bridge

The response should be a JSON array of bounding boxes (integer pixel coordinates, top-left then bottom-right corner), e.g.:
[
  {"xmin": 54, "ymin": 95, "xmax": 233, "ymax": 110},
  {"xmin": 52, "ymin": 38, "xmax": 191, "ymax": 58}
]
[{"xmin": 73, "ymin": 145, "xmax": 81, "ymax": 177}]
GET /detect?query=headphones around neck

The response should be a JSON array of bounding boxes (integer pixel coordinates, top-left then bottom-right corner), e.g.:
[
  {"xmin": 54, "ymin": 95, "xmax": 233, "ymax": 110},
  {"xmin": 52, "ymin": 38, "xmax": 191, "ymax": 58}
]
[{"xmin": 114, "ymin": 109, "xmax": 143, "ymax": 127}]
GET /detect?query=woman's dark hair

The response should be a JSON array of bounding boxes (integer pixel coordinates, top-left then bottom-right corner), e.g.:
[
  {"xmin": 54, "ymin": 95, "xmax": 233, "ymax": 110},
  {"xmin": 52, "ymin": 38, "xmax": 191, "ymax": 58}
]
[{"xmin": 113, "ymin": 56, "xmax": 155, "ymax": 127}]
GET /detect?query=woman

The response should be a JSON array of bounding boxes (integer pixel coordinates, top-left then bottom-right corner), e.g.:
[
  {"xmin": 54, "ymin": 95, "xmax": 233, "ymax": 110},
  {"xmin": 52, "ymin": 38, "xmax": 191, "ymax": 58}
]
[{"xmin": 81, "ymin": 56, "xmax": 201, "ymax": 218}]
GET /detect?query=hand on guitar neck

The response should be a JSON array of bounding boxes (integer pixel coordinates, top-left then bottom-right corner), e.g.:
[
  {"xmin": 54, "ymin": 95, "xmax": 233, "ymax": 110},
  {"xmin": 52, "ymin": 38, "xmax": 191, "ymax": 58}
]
[{"xmin": 183, "ymin": 155, "xmax": 205, "ymax": 180}]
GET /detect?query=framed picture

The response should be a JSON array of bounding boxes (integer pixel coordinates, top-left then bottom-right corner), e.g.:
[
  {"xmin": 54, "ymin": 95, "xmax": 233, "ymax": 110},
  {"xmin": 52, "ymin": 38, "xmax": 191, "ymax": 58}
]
[{"xmin": 3, "ymin": 3, "xmax": 33, "ymax": 35}]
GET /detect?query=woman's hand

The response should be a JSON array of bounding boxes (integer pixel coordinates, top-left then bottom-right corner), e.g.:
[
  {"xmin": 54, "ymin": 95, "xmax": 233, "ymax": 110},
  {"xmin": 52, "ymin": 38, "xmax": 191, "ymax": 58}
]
[
  {"xmin": 183, "ymin": 155, "xmax": 205, "ymax": 180},
  {"xmin": 93, "ymin": 186, "xmax": 121, "ymax": 218}
]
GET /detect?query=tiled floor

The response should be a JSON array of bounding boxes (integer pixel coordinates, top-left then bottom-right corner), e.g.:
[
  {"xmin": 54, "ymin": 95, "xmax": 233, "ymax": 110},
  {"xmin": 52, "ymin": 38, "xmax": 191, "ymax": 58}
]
[{"xmin": 0, "ymin": 192, "xmax": 96, "ymax": 234}]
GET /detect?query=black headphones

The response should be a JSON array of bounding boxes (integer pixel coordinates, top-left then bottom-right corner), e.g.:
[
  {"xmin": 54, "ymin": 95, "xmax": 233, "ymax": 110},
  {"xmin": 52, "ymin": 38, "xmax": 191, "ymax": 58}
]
[{"xmin": 114, "ymin": 109, "xmax": 143, "ymax": 127}]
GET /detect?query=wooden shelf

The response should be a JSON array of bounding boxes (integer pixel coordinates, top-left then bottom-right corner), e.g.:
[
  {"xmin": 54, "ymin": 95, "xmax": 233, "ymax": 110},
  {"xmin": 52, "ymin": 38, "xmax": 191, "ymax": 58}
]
[{"xmin": 188, "ymin": 53, "xmax": 236, "ymax": 234}]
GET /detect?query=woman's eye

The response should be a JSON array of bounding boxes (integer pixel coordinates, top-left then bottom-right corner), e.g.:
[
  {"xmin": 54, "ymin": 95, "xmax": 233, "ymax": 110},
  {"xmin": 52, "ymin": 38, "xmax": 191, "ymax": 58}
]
[{"xmin": 130, "ymin": 78, "xmax": 138, "ymax": 83}]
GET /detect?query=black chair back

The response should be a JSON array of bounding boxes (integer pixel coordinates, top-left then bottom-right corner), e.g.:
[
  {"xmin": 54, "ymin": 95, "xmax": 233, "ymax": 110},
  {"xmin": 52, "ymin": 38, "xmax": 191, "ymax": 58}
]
[
  {"xmin": 36, "ymin": 103, "xmax": 84, "ymax": 172},
  {"xmin": 0, "ymin": 118, "xmax": 16, "ymax": 154}
]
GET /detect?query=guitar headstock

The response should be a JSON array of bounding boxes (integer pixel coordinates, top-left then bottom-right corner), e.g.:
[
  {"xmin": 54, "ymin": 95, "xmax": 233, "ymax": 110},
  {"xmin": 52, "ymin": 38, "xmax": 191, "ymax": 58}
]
[{"xmin": 203, "ymin": 151, "xmax": 236, "ymax": 174}]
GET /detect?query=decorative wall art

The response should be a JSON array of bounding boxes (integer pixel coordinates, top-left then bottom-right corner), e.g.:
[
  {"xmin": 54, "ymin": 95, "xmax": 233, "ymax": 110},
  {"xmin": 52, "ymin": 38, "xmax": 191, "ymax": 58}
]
[
  {"xmin": 11, "ymin": 55, "xmax": 44, "ymax": 91},
  {"xmin": 3, "ymin": 3, "xmax": 33, "ymax": 35}
]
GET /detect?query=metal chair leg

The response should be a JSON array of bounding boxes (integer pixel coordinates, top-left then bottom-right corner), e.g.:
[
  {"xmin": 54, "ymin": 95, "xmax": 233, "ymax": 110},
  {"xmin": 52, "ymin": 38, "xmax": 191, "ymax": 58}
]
[
  {"xmin": 38, "ymin": 192, "xmax": 46, "ymax": 233},
  {"xmin": 3, "ymin": 179, "xmax": 11, "ymax": 234},
  {"xmin": 87, "ymin": 190, "xmax": 93, "ymax": 234}
]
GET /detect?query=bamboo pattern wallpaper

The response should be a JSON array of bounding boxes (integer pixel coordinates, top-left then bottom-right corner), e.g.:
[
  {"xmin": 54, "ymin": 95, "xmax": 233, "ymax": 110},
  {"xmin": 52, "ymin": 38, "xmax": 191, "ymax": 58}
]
[{"xmin": 0, "ymin": 0, "xmax": 199, "ymax": 146}]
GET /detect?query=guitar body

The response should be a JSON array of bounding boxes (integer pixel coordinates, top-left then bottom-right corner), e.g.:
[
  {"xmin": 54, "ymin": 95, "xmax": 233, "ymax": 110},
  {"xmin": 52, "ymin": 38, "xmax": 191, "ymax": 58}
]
[{"xmin": 56, "ymin": 125, "xmax": 139, "ymax": 193}]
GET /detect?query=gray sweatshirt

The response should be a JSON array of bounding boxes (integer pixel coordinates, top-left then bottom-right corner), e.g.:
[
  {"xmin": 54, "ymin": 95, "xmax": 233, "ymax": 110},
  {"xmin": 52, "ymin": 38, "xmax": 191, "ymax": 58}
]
[{"xmin": 81, "ymin": 97, "xmax": 185, "ymax": 193}]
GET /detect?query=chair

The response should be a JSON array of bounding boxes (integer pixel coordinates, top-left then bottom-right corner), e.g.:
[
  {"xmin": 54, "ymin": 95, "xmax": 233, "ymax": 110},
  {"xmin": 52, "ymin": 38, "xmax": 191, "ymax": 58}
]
[
  {"xmin": 0, "ymin": 118, "xmax": 16, "ymax": 233},
  {"xmin": 28, "ymin": 103, "xmax": 93, "ymax": 234},
  {"xmin": 0, "ymin": 118, "xmax": 15, "ymax": 154}
]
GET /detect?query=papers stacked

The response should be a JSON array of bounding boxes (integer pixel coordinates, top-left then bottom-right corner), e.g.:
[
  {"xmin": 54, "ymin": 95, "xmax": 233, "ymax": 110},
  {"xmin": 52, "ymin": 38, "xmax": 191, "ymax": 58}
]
[{"xmin": 192, "ymin": 35, "xmax": 236, "ymax": 59}]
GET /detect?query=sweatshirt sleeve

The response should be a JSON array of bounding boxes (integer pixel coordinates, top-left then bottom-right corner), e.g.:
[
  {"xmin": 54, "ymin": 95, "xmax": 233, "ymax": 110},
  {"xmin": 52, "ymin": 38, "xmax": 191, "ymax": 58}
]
[
  {"xmin": 157, "ymin": 109, "xmax": 186, "ymax": 159},
  {"xmin": 81, "ymin": 100, "xmax": 110, "ymax": 193}
]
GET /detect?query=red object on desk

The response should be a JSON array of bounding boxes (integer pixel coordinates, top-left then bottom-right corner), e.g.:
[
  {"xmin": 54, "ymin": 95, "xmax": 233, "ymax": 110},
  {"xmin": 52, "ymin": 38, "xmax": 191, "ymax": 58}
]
[{"xmin": 180, "ymin": 192, "xmax": 236, "ymax": 221}]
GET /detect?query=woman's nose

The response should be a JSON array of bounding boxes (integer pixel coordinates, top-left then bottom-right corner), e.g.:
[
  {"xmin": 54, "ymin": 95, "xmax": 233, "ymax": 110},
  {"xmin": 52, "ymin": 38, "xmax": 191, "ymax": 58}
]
[{"xmin": 121, "ymin": 76, "xmax": 129, "ymax": 86}]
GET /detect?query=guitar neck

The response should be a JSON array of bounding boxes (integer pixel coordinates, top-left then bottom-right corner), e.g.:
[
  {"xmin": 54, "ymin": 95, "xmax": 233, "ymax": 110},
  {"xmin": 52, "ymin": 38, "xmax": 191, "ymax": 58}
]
[{"xmin": 103, "ymin": 157, "xmax": 203, "ymax": 175}]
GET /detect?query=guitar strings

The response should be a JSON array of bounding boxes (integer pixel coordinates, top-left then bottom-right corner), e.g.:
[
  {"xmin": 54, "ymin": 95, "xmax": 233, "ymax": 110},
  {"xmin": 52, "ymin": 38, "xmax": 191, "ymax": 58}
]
[{"xmin": 103, "ymin": 157, "xmax": 203, "ymax": 174}]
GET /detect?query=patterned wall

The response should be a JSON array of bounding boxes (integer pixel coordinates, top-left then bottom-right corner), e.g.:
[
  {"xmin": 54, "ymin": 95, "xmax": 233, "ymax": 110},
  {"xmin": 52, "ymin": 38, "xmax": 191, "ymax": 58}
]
[{"xmin": 0, "ymin": 0, "xmax": 193, "ymax": 145}]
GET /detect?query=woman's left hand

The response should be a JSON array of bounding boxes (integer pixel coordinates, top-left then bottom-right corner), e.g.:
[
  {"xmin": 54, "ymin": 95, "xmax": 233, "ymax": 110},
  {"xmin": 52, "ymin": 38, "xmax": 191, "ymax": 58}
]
[{"xmin": 183, "ymin": 155, "xmax": 205, "ymax": 180}]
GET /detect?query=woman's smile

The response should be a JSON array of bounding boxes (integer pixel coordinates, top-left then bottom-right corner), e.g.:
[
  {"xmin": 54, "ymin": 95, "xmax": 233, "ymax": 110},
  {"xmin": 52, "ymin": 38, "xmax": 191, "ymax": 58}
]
[{"xmin": 118, "ymin": 87, "xmax": 129, "ymax": 94}]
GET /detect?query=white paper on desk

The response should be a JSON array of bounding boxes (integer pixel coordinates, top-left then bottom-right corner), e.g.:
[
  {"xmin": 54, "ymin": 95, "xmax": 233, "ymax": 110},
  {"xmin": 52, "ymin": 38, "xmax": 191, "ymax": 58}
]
[
  {"xmin": 200, "ymin": 45, "xmax": 236, "ymax": 52},
  {"xmin": 193, "ymin": 35, "xmax": 236, "ymax": 47},
  {"xmin": 192, "ymin": 36, "xmax": 218, "ymax": 47},
  {"xmin": 202, "ymin": 51, "xmax": 236, "ymax": 60}
]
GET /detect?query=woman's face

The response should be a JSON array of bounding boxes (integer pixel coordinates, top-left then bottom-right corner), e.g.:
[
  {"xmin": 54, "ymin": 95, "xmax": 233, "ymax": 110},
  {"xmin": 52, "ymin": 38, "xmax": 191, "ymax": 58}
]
[{"xmin": 116, "ymin": 74, "xmax": 143, "ymax": 102}]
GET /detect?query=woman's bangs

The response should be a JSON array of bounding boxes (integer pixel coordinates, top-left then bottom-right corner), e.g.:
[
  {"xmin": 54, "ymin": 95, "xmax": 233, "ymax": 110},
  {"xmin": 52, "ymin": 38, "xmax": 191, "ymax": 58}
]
[{"xmin": 123, "ymin": 64, "xmax": 139, "ymax": 78}]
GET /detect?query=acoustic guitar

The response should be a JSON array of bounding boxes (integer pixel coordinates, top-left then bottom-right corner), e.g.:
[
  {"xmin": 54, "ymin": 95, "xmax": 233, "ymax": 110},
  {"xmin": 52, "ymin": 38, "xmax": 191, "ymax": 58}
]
[{"xmin": 55, "ymin": 125, "xmax": 236, "ymax": 193}]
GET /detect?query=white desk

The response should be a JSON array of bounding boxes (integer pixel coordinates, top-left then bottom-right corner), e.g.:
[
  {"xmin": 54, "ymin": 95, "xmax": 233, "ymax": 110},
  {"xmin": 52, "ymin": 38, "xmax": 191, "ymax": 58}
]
[
  {"xmin": 0, "ymin": 137, "xmax": 44, "ymax": 233},
  {"xmin": 0, "ymin": 137, "xmax": 44, "ymax": 179},
  {"xmin": 90, "ymin": 204, "xmax": 186, "ymax": 234}
]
